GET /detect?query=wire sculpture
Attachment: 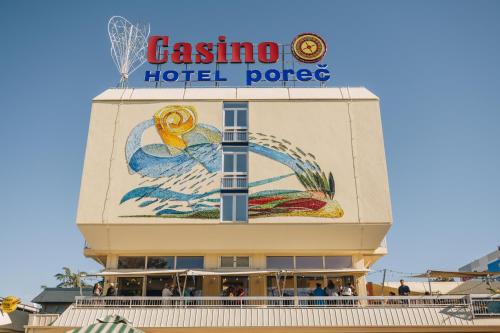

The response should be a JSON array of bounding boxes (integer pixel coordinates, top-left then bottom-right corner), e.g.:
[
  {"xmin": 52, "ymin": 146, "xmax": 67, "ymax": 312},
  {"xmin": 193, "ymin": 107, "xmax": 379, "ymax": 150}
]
[{"xmin": 108, "ymin": 16, "xmax": 150, "ymax": 87}]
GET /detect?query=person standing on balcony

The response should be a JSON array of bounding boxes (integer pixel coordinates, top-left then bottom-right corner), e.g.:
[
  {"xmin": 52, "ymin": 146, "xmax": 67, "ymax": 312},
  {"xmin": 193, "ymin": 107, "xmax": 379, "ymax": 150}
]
[
  {"xmin": 313, "ymin": 283, "xmax": 327, "ymax": 296},
  {"xmin": 171, "ymin": 284, "xmax": 180, "ymax": 296},
  {"xmin": 106, "ymin": 283, "xmax": 117, "ymax": 296},
  {"xmin": 162, "ymin": 283, "xmax": 173, "ymax": 297},
  {"xmin": 398, "ymin": 280, "xmax": 410, "ymax": 296},
  {"xmin": 341, "ymin": 283, "xmax": 353, "ymax": 296},
  {"xmin": 324, "ymin": 280, "xmax": 339, "ymax": 296},
  {"xmin": 92, "ymin": 282, "xmax": 103, "ymax": 296},
  {"xmin": 313, "ymin": 283, "xmax": 326, "ymax": 306},
  {"xmin": 349, "ymin": 283, "xmax": 357, "ymax": 296}
]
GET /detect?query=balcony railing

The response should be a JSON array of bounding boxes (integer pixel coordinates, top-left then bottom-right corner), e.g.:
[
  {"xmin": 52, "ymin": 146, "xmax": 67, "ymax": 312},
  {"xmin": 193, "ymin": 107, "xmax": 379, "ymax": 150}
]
[
  {"xmin": 223, "ymin": 129, "xmax": 248, "ymax": 143},
  {"xmin": 72, "ymin": 295, "xmax": 500, "ymax": 316},
  {"xmin": 470, "ymin": 294, "xmax": 500, "ymax": 316},
  {"xmin": 221, "ymin": 175, "xmax": 248, "ymax": 189}
]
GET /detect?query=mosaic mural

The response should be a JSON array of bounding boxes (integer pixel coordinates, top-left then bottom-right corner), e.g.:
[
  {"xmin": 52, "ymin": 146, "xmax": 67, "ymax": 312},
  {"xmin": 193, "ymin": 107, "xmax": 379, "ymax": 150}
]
[{"xmin": 120, "ymin": 105, "xmax": 343, "ymax": 219}]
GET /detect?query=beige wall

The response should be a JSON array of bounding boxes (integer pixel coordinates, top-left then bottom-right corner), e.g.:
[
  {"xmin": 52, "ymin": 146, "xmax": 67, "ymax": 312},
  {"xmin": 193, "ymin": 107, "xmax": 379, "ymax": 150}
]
[{"xmin": 77, "ymin": 88, "xmax": 391, "ymax": 260}]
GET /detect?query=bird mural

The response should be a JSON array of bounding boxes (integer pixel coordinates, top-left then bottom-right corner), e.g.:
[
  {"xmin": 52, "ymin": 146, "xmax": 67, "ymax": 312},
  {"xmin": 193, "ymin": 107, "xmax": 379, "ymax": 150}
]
[{"xmin": 120, "ymin": 105, "xmax": 343, "ymax": 219}]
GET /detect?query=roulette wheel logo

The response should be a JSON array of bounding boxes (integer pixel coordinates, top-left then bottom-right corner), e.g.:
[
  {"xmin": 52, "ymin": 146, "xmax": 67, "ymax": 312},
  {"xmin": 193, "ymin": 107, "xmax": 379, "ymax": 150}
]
[{"xmin": 291, "ymin": 33, "xmax": 327, "ymax": 63}]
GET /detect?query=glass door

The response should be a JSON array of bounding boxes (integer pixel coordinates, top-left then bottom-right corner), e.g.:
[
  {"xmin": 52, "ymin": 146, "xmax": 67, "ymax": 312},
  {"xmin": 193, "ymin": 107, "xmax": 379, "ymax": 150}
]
[
  {"xmin": 117, "ymin": 277, "xmax": 144, "ymax": 296},
  {"xmin": 178, "ymin": 276, "xmax": 203, "ymax": 296},
  {"xmin": 296, "ymin": 275, "xmax": 325, "ymax": 296},
  {"xmin": 146, "ymin": 276, "xmax": 175, "ymax": 296},
  {"xmin": 221, "ymin": 275, "xmax": 249, "ymax": 296},
  {"xmin": 266, "ymin": 276, "xmax": 294, "ymax": 296}
]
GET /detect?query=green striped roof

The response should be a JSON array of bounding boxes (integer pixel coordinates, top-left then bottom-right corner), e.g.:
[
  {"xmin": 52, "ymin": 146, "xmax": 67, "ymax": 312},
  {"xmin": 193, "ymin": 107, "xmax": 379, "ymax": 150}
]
[
  {"xmin": 67, "ymin": 316, "xmax": 142, "ymax": 333},
  {"xmin": 97, "ymin": 315, "xmax": 129, "ymax": 324}
]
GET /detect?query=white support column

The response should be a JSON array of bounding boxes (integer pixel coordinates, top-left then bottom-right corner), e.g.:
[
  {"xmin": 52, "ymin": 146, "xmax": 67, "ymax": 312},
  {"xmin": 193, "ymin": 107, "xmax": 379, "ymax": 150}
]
[
  {"xmin": 105, "ymin": 254, "xmax": 118, "ymax": 293},
  {"xmin": 352, "ymin": 254, "xmax": 368, "ymax": 297}
]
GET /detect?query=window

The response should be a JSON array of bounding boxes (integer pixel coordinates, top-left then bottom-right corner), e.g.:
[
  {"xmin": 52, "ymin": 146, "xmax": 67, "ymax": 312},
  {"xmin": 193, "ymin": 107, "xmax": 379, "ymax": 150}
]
[
  {"xmin": 222, "ymin": 195, "xmax": 233, "ymax": 221},
  {"xmin": 147, "ymin": 256, "xmax": 174, "ymax": 269},
  {"xmin": 221, "ymin": 256, "xmax": 250, "ymax": 268},
  {"xmin": 296, "ymin": 256, "xmax": 323, "ymax": 269},
  {"xmin": 117, "ymin": 256, "xmax": 145, "ymax": 269},
  {"xmin": 236, "ymin": 256, "xmax": 250, "ymax": 267},
  {"xmin": 220, "ymin": 256, "xmax": 234, "ymax": 268},
  {"xmin": 176, "ymin": 256, "xmax": 204, "ymax": 269},
  {"xmin": 223, "ymin": 102, "xmax": 248, "ymax": 128},
  {"xmin": 223, "ymin": 147, "xmax": 248, "ymax": 173},
  {"xmin": 225, "ymin": 109, "xmax": 235, "ymax": 127},
  {"xmin": 221, "ymin": 194, "xmax": 248, "ymax": 222},
  {"xmin": 325, "ymin": 256, "xmax": 352, "ymax": 269},
  {"xmin": 266, "ymin": 256, "xmax": 294, "ymax": 269}
]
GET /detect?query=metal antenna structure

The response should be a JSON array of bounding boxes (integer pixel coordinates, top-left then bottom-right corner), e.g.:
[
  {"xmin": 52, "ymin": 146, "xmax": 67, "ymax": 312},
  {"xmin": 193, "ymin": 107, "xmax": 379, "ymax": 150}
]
[{"xmin": 108, "ymin": 16, "xmax": 150, "ymax": 87}]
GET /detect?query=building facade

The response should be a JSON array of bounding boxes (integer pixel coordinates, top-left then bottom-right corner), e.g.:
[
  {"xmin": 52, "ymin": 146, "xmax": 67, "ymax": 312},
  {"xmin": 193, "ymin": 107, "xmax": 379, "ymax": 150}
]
[
  {"xmin": 26, "ymin": 87, "xmax": 500, "ymax": 333},
  {"xmin": 31, "ymin": 289, "xmax": 93, "ymax": 314},
  {"xmin": 78, "ymin": 87, "xmax": 392, "ymax": 297},
  {"xmin": 459, "ymin": 246, "xmax": 500, "ymax": 276}
]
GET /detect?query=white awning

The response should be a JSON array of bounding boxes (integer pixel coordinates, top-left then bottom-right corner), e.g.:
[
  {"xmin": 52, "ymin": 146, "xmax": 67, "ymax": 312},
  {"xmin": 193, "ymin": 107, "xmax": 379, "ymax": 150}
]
[
  {"xmin": 283, "ymin": 268, "xmax": 370, "ymax": 275},
  {"xmin": 85, "ymin": 269, "xmax": 188, "ymax": 277},
  {"xmin": 412, "ymin": 270, "xmax": 500, "ymax": 279},
  {"xmin": 85, "ymin": 268, "xmax": 368, "ymax": 278},
  {"xmin": 185, "ymin": 269, "xmax": 281, "ymax": 276}
]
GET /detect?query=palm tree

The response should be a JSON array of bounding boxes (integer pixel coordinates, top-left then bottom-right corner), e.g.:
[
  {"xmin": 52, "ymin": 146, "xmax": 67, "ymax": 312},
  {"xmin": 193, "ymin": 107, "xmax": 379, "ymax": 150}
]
[{"xmin": 54, "ymin": 267, "xmax": 92, "ymax": 288}]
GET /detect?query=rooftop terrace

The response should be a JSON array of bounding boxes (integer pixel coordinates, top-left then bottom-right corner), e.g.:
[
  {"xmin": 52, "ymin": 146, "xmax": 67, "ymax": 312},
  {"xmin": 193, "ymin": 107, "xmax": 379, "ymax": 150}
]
[{"xmin": 27, "ymin": 295, "xmax": 500, "ymax": 332}]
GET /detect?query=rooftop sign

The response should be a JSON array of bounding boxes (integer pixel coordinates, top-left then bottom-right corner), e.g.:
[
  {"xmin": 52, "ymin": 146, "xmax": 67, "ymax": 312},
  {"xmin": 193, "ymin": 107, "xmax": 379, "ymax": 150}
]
[{"xmin": 144, "ymin": 33, "xmax": 330, "ymax": 86}]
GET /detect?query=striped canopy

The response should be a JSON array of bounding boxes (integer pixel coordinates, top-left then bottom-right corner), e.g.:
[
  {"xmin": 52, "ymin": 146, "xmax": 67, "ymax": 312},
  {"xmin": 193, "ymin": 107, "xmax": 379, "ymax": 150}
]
[{"xmin": 67, "ymin": 315, "xmax": 143, "ymax": 333}]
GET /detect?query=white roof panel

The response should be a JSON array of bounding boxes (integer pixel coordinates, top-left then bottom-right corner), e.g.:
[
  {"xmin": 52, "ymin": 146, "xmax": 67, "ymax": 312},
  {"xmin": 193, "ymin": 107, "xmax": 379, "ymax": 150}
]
[
  {"xmin": 93, "ymin": 88, "xmax": 378, "ymax": 101},
  {"xmin": 130, "ymin": 88, "xmax": 184, "ymax": 100},
  {"xmin": 183, "ymin": 88, "xmax": 237, "ymax": 100},
  {"xmin": 288, "ymin": 88, "xmax": 343, "ymax": 99},
  {"xmin": 49, "ymin": 305, "xmax": 480, "ymax": 328},
  {"xmin": 236, "ymin": 88, "xmax": 290, "ymax": 100}
]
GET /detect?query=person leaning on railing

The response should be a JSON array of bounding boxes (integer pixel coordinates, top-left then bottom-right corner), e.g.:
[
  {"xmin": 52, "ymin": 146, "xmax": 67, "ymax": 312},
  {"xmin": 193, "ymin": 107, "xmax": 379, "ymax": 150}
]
[
  {"xmin": 324, "ymin": 280, "xmax": 338, "ymax": 305},
  {"xmin": 398, "ymin": 280, "xmax": 410, "ymax": 296},
  {"xmin": 102, "ymin": 283, "xmax": 117, "ymax": 306},
  {"xmin": 312, "ymin": 283, "xmax": 327, "ymax": 306},
  {"xmin": 91, "ymin": 282, "xmax": 104, "ymax": 306},
  {"xmin": 339, "ymin": 284, "xmax": 354, "ymax": 306},
  {"xmin": 106, "ymin": 283, "xmax": 117, "ymax": 296},
  {"xmin": 324, "ymin": 280, "xmax": 339, "ymax": 296},
  {"xmin": 92, "ymin": 282, "xmax": 103, "ymax": 296},
  {"xmin": 161, "ymin": 283, "xmax": 173, "ymax": 306},
  {"xmin": 398, "ymin": 279, "xmax": 410, "ymax": 306},
  {"xmin": 162, "ymin": 283, "xmax": 173, "ymax": 297}
]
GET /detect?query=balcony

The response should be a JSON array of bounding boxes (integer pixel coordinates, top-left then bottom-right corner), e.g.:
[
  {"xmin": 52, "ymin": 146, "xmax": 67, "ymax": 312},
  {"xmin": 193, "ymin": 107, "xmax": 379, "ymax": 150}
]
[
  {"xmin": 26, "ymin": 295, "xmax": 500, "ymax": 332},
  {"xmin": 70, "ymin": 295, "xmax": 498, "ymax": 315},
  {"xmin": 223, "ymin": 129, "xmax": 248, "ymax": 143},
  {"xmin": 221, "ymin": 175, "xmax": 248, "ymax": 189}
]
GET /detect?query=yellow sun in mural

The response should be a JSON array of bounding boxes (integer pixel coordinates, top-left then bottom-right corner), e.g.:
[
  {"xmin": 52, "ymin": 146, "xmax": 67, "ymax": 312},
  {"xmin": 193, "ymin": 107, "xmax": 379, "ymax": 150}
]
[{"xmin": 154, "ymin": 105, "xmax": 197, "ymax": 149}]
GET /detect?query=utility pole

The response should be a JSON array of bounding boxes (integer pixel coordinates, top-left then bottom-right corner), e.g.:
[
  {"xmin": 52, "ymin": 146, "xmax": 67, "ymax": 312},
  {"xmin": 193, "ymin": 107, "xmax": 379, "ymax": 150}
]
[{"xmin": 381, "ymin": 269, "xmax": 387, "ymax": 295}]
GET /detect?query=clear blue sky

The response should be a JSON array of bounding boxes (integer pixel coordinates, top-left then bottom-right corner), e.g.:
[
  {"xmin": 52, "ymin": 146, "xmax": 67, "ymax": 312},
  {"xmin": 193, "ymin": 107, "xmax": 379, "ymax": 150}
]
[{"xmin": 1, "ymin": 0, "xmax": 499, "ymax": 302}]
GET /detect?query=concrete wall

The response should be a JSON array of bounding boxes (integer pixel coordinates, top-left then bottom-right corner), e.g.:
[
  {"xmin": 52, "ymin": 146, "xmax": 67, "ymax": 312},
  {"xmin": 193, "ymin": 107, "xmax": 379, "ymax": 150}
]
[{"xmin": 77, "ymin": 88, "xmax": 391, "ymax": 258}]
